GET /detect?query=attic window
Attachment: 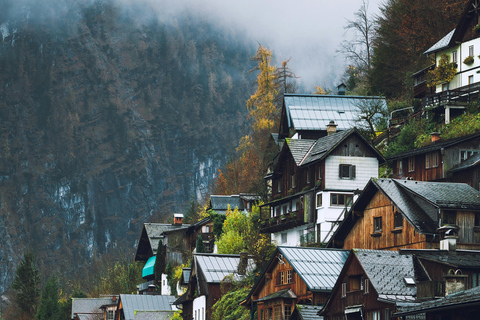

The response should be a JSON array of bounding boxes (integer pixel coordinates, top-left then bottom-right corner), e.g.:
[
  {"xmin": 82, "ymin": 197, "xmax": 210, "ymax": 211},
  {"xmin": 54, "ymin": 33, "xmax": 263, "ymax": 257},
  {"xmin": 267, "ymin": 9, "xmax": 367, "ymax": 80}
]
[
  {"xmin": 404, "ymin": 277, "xmax": 415, "ymax": 286},
  {"xmin": 394, "ymin": 212, "xmax": 403, "ymax": 229}
]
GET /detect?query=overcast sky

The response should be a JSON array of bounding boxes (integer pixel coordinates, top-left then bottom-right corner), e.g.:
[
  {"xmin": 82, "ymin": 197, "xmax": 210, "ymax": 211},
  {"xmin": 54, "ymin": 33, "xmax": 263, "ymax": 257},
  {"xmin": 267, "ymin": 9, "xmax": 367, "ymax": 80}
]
[{"xmin": 134, "ymin": 0, "xmax": 385, "ymax": 92}]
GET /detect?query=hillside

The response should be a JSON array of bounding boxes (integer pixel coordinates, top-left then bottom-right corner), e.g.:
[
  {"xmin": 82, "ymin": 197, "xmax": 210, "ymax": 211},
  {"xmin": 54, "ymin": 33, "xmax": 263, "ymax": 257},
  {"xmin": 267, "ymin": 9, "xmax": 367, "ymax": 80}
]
[{"xmin": 0, "ymin": 0, "xmax": 255, "ymax": 293}]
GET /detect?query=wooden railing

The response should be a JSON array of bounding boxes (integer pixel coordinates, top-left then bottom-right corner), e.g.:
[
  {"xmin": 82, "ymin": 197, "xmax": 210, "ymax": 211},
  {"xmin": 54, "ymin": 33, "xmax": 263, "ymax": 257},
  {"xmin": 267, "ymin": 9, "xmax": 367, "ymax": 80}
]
[
  {"xmin": 424, "ymin": 82, "xmax": 480, "ymax": 107},
  {"xmin": 259, "ymin": 209, "xmax": 305, "ymax": 233}
]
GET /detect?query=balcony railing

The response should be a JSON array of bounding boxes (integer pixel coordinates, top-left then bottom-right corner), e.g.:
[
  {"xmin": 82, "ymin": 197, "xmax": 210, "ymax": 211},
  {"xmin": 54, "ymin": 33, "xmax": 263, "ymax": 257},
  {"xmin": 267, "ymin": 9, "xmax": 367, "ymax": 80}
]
[
  {"xmin": 259, "ymin": 210, "xmax": 306, "ymax": 233},
  {"xmin": 424, "ymin": 82, "xmax": 480, "ymax": 107}
]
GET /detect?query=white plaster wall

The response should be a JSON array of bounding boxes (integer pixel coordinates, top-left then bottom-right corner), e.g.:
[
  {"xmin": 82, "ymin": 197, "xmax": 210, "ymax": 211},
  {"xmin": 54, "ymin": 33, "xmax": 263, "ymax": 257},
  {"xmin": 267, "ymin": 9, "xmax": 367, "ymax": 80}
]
[
  {"xmin": 272, "ymin": 224, "xmax": 307, "ymax": 247},
  {"xmin": 161, "ymin": 273, "xmax": 171, "ymax": 296},
  {"xmin": 193, "ymin": 295, "xmax": 206, "ymax": 320},
  {"xmin": 324, "ymin": 156, "xmax": 378, "ymax": 191}
]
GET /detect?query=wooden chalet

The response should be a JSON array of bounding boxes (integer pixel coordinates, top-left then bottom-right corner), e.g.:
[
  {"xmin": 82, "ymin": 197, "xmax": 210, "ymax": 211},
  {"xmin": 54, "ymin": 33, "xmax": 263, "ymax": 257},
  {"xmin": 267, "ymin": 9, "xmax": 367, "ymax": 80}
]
[
  {"xmin": 261, "ymin": 126, "xmax": 384, "ymax": 246},
  {"xmin": 328, "ymin": 178, "xmax": 480, "ymax": 251},
  {"xmin": 319, "ymin": 249, "xmax": 417, "ymax": 320},
  {"xmin": 241, "ymin": 246, "xmax": 349, "ymax": 320},
  {"xmin": 178, "ymin": 252, "xmax": 255, "ymax": 320},
  {"xmin": 388, "ymin": 131, "xmax": 480, "ymax": 184}
]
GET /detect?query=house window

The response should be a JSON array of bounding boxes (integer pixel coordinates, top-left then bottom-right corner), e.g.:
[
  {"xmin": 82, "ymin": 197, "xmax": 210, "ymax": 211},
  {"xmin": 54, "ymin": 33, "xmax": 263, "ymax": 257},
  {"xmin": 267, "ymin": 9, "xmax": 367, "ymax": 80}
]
[
  {"xmin": 282, "ymin": 204, "xmax": 288, "ymax": 215},
  {"xmin": 291, "ymin": 174, "xmax": 296, "ymax": 189},
  {"xmin": 442, "ymin": 83, "xmax": 449, "ymax": 91},
  {"xmin": 426, "ymin": 152, "xmax": 439, "ymax": 168},
  {"xmin": 460, "ymin": 150, "xmax": 479, "ymax": 161},
  {"xmin": 316, "ymin": 165, "xmax": 321, "ymax": 181},
  {"xmin": 107, "ymin": 311, "xmax": 114, "ymax": 320},
  {"xmin": 286, "ymin": 270, "xmax": 293, "ymax": 284},
  {"xmin": 367, "ymin": 310, "xmax": 381, "ymax": 320},
  {"xmin": 452, "ymin": 50, "xmax": 457, "ymax": 63},
  {"xmin": 364, "ymin": 279, "xmax": 369, "ymax": 294},
  {"xmin": 341, "ymin": 282, "xmax": 347, "ymax": 298},
  {"xmin": 408, "ymin": 156, "xmax": 415, "ymax": 172},
  {"xmin": 443, "ymin": 210, "xmax": 456, "ymax": 225},
  {"xmin": 469, "ymin": 75, "xmax": 474, "ymax": 85},
  {"xmin": 473, "ymin": 273, "xmax": 480, "ymax": 287},
  {"xmin": 397, "ymin": 160, "xmax": 403, "ymax": 175},
  {"xmin": 469, "ymin": 45, "xmax": 474, "ymax": 57},
  {"xmin": 331, "ymin": 193, "xmax": 353, "ymax": 206},
  {"xmin": 394, "ymin": 212, "xmax": 403, "ymax": 229},
  {"xmin": 285, "ymin": 306, "xmax": 292, "ymax": 320},
  {"xmin": 475, "ymin": 213, "xmax": 480, "ymax": 227},
  {"xmin": 281, "ymin": 233, "xmax": 287, "ymax": 244},
  {"xmin": 339, "ymin": 164, "xmax": 356, "ymax": 179},
  {"xmin": 274, "ymin": 306, "xmax": 281, "ymax": 320},
  {"xmin": 277, "ymin": 271, "xmax": 284, "ymax": 285},
  {"xmin": 374, "ymin": 217, "xmax": 382, "ymax": 232},
  {"xmin": 349, "ymin": 275, "xmax": 362, "ymax": 292},
  {"xmin": 306, "ymin": 170, "xmax": 311, "ymax": 184},
  {"xmin": 204, "ymin": 241, "xmax": 212, "ymax": 252},
  {"xmin": 316, "ymin": 193, "xmax": 322, "ymax": 208}
]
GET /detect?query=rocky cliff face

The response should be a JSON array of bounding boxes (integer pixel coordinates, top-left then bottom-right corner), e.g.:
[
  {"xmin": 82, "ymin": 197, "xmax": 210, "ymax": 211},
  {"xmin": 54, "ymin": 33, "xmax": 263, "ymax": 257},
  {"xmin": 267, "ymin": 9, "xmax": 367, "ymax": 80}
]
[{"xmin": 0, "ymin": 0, "xmax": 254, "ymax": 293}]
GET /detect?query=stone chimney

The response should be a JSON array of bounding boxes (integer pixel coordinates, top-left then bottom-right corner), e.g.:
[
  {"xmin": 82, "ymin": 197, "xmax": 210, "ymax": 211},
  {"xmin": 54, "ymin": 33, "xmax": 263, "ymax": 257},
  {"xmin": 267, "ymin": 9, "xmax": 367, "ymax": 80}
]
[
  {"xmin": 238, "ymin": 252, "xmax": 248, "ymax": 275},
  {"xmin": 431, "ymin": 132, "xmax": 441, "ymax": 144},
  {"xmin": 444, "ymin": 269, "xmax": 467, "ymax": 296},
  {"xmin": 173, "ymin": 213, "xmax": 183, "ymax": 226},
  {"xmin": 337, "ymin": 83, "xmax": 346, "ymax": 95},
  {"xmin": 327, "ymin": 120, "xmax": 338, "ymax": 136}
]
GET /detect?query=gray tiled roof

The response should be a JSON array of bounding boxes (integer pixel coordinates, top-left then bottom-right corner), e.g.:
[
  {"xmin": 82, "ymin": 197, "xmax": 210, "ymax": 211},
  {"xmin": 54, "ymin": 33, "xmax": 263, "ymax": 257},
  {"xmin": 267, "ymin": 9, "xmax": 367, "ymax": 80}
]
[
  {"xmin": 301, "ymin": 129, "xmax": 354, "ymax": 166},
  {"xmin": 294, "ymin": 304, "xmax": 324, "ymax": 320},
  {"xmin": 395, "ymin": 285, "xmax": 480, "ymax": 316},
  {"xmin": 119, "ymin": 295, "xmax": 176, "ymax": 320},
  {"xmin": 404, "ymin": 249, "xmax": 480, "ymax": 268},
  {"xmin": 449, "ymin": 153, "xmax": 480, "ymax": 173},
  {"xmin": 71, "ymin": 298, "xmax": 113, "ymax": 318},
  {"xmin": 424, "ymin": 29, "xmax": 455, "ymax": 55},
  {"xmin": 194, "ymin": 253, "xmax": 255, "ymax": 284},
  {"xmin": 255, "ymin": 288, "xmax": 297, "ymax": 302},
  {"xmin": 210, "ymin": 195, "xmax": 245, "ymax": 212},
  {"xmin": 134, "ymin": 310, "xmax": 175, "ymax": 320},
  {"xmin": 396, "ymin": 179, "xmax": 480, "ymax": 210},
  {"xmin": 284, "ymin": 94, "xmax": 386, "ymax": 132},
  {"xmin": 286, "ymin": 139, "xmax": 316, "ymax": 166},
  {"xmin": 355, "ymin": 249, "xmax": 416, "ymax": 302},
  {"xmin": 279, "ymin": 247, "xmax": 350, "ymax": 292},
  {"xmin": 144, "ymin": 223, "xmax": 190, "ymax": 254}
]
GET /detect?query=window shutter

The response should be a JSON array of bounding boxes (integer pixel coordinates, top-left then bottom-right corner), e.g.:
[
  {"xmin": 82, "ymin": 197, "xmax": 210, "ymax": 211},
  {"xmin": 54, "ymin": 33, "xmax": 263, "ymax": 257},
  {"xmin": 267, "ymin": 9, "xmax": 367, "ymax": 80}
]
[
  {"xmin": 350, "ymin": 165, "xmax": 356, "ymax": 178},
  {"xmin": 339, "ymin": 164, "xmax": 342, "ymax": 178}
]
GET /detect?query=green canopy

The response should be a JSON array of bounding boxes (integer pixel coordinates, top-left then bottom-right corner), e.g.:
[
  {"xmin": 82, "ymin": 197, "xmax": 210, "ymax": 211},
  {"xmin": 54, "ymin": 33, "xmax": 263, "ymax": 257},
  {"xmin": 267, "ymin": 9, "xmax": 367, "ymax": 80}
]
[{"xmin": 142, "ymin": 255, "xmax": 156, "ymax": 278}]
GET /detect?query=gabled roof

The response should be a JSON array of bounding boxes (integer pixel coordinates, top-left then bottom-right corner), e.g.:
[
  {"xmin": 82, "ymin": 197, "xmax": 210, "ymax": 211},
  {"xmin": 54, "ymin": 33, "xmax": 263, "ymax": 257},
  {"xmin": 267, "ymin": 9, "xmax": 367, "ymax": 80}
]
[
  {"xmin": 424, "ymin": 29, "xmax": 456, "ymax": 55},
  {"xmin": 71, "ymin": 298, "xmax": 113, "ymax": 318},
  {"xmin": 292, "ymin": 305, "xmax": 324, "ymax": 320},
  {"xmin": 354, "ymin": 249, "xmax": 417, "ymax": 302},
  {"xmin": 400, "ymin": 249, "xmax": 480, "ymax": 269},
  {"xmin": 394, "ymin": 285, "xmax": 480, "ymax": 316},
  {"xmin": 448, "ymin": 153, "xmax": 480, "ymax": 173},
  {"xmin": 194, "ymin": 253, "xmax": 255, "ymax": 284},
  {"xmin": 387, "ymin": 131, "xmax": 480, "ymax": 161},
  {"xmin": 281, "ymin": 94, "xmax": 386, "ymax": 134},
  {"xmin": 119, "ymin": 294, "xmax": 177, "ymax": 320},
  {"xmin": 328, "ymin": 178, "xmax": 480, "ymax": 246}
]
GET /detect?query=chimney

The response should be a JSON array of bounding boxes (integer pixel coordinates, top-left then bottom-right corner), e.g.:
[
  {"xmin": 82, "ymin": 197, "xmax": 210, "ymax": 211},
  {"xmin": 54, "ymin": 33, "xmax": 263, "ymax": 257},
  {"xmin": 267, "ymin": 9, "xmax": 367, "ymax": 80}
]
[
  {"xmin": 439, "ymin": 227, "xmax": 457, "ymax": 252},
  {"xmin": 327, "ymin": 120, "xmax": 338, "ymax": 135},
  {"xmin": 337, "ymin": 83, "xmax": 346, "ymax": 95},
  {"xmin": 173, "ymin": 213, "xmax": 183, "ymax": 226},
  {"xmin": 238, "ymin": 252, "xmax": 248, "ymax": 275},
  {"xmin": 444, "ymin": 269, "xmax": 467, "ymax": 296},
  {"xmin": 431, "ymin": 132, "xmax": 441, "ymax": 144}
]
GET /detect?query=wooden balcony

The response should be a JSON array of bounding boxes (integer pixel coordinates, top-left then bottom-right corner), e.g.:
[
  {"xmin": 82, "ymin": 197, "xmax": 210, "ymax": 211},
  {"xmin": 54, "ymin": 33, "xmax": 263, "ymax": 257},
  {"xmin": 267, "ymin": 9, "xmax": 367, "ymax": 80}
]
[
  {"xmin": 259, "ymin": 210, "xmax": 306, "ymax": 234},
  {"xmin": 424, "ymin": 82, "xmax": 480, "ymax": 107}
]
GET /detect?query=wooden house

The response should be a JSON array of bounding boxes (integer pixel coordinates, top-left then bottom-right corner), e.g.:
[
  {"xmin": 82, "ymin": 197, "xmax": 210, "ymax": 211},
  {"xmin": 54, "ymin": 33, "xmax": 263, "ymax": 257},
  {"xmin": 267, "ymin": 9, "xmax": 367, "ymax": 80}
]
[
  {"xmin": 71, "ymin": 297, "xmax": 116, "ymax": 320},
  {"xmin": 260, "ymin": 126, "xmax": 384, "ymax": 246},
  {"xmin": 448, "ymin": 152, "xmax": 480, "ymax": 190},
  {"xmin": 241, "ymin": 246, "xmax": 349, "ymax": 320},
  {"xmin": 388, "ymin": 131, "xmax": 480, "ymax": 183},
  {"xmin": 328, "ymin": 178, "xmax": 480, "ymax": 251},
  {"xmin": 319, "ymin": 249, "xmax": 417, "ymax": 320},
  {"xmin": 416, "ymin": 0, "xmax": 480, "ymax": 123},
  {"xmin": 178, "ymin": 252, "xmax": 255, "ymax": 320},
  {"xmin": 277, "ymin": 91, "xmax": 387, "ymax": 140},
  {"xmin": 114, "ymin": 294, "xmax": 177, "ymax": 320},
  {"xmin": 208, "ymin": 194, "xmax": 260, "ymax": 215}
]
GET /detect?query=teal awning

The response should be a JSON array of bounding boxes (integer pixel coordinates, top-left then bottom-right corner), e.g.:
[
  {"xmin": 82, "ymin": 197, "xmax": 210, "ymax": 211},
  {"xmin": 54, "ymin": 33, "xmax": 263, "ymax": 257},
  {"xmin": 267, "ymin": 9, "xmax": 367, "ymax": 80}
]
[{"xmin": 142, "ymin": 255, "xmax": 156, "ymax": 278}]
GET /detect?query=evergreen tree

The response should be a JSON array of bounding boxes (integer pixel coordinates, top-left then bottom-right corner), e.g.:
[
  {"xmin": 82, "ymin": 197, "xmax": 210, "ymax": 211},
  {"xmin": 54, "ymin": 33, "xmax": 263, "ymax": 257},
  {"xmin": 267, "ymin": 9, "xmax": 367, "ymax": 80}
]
[
  {"xmin": 196, "ymin": 234, "xmax": 205, "ymax": 253},
  {"xmin": 12, "ymin": 252, "xmax": 41, "ymax": 319},
  {"xmin": 35, "ymin": 276, "xmax": 59, "ymax": 320},
  {"xmin": 154, "ymin": 240, "xmax": 166, "ymax": 294}
]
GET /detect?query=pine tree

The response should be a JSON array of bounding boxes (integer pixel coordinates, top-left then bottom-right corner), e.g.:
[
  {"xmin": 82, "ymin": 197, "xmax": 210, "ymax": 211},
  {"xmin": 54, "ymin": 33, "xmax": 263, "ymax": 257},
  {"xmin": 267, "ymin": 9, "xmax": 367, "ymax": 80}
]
[
  {"xmin": 12, "ymin": 252, "xmax": 41, "ymax": 319},
  {"xmin": 154, "ymin": 240, "xmax": 166, "ymax": 294},
  {"xmin": 35, "ymin": 276, "xmax": 59, "ymax": 320},
  {"xmin": 196, "ymin": 234, "xmax": 205, "ymax": 253}
]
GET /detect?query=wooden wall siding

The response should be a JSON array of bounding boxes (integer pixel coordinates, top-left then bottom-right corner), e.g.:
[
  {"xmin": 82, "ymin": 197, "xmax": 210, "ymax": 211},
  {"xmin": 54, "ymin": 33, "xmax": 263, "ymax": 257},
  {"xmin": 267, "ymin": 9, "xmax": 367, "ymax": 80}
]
[
  {"xmin": 330, "ymin": 134, "xmax": 379, "ymax": 158},
  {"xmin": 324, "ymin": 257, "xmax": 394, "ymax": 320},
  {"xmin": 324, "ymin": 156, "xmax": 379, "ymax": 191},
  {"xmin": 455, "ymin": 211, "xmax": 477, "ymax": 243},
  {"xmin": 343, "ymin": 191, "xmax": 428, "ymax": 250},
  {"xmin": 444, "ymin": 138, "xmax": 480, "ymax": 171},
  {"xmin": 393, "ymin": 152, "xmax": 445, "ymax": 181},
  {"xmin": 450, "ymin": 167, "xmax": 480, "ymax": 190}
]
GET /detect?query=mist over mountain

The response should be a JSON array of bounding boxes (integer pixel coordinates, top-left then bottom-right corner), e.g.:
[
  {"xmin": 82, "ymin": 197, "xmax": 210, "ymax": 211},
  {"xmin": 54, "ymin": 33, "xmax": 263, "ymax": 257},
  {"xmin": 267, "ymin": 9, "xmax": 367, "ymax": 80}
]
[{"xmin": 0, "ymin": 0, "xmax": 255, "ymax": 293}]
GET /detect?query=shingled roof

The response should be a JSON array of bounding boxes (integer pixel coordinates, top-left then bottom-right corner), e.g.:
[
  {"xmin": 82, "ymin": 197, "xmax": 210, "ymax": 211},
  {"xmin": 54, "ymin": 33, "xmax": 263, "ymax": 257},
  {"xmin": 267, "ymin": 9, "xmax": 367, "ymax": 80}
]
[{"xmin": 354, "ymin": 249, "xmax": 417, "ymax": 302}]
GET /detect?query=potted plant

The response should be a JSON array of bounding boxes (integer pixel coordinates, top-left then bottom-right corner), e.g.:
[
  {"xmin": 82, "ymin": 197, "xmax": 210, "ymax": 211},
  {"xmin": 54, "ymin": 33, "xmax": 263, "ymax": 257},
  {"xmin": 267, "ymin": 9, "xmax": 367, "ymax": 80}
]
[
  {"xmin": 269, "ymin": 217, "xmax": 276, "ymax": 225},
  {"xmin": 474, "ymin": 24, "xmax": 480, "ymax": 34},
  {"xmin": 290, "ymin": 212, "xmax": 297, "ymax": 219},
  {"xmin": 464, "ymin": 55, "xmax": 474, "ymax": 65}
]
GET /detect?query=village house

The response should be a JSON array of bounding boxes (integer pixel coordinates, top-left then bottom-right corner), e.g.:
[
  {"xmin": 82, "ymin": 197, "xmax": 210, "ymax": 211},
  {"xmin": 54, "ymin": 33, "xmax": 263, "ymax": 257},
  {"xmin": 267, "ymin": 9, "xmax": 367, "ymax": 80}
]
[
  {"xmin": 71, "ymin": 296, "xmax": 118, "ymax": 320},
  {"xmin": 260, "ymin": 126, "xmax": 384, "ymax": 246},
  {"xmin": 241, "ymin": 246, "xmax": 349, "ymax": 320},
  {"xmin": 328, "ymin": 178, "xmax": 480, "ymax": 251},
  {"xmin": 208, "ymin": 194, "xmax": 260, "ymax": 215},
  {"xmin": 388, "ymin": 131, "xmax": 480, "ymax": 185},
  {"xmin": 318, "ymin": 249, "xmax": 417, "ymax": 320},
  {"xmin": 413, "ymin": 0, "xmax": 480, "ymax": 123},
  {"xmin": 177, "ymin": 252, "xmax": 255, "ymax": 320},
  {"xmin": 114, "ymin": 294, "xmax": 177, "ymax": 320}
]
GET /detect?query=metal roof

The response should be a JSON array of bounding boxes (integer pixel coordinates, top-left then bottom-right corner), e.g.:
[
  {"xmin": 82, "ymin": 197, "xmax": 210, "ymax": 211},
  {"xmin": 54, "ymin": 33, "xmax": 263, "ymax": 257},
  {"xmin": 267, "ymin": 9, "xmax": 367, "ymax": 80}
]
[
  {"xmin": 355, "ymin": 249, "xmax": 416, "ymax": 302},
  {"xmin": 71, "ymin": 298, "xmax": 113, "ymax": 318},
  {"xmin": 279, "ymin": 246, "xmax": 350, "ymax": 292},
  {"xmin": 194, "ymin": 253, "xmax": 255, "ymax": 283},
  {"xmin": 424, "ymin": 29, "xmax": 456, "ymax": 55},
  {"xmin": 210, "ymin": 195, "xmax": 245, "ymax": 212},
  {"xmin": 119, "ymin": 294, "xmax": 176, "ymax": 320},
  {"xmin": 284, "ymin": 94, "xmax": 386, "ymax": 132},
  {"xmin": 133, "ymin": 310, "xmax": 175, "ymax": 320}
]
